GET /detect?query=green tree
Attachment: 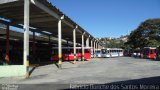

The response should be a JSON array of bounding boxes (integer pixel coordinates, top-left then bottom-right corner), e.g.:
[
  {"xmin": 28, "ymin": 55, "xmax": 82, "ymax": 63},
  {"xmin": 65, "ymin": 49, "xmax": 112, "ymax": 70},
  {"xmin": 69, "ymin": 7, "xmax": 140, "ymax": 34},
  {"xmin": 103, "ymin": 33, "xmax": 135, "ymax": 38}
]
[
  {"xmin": 105, "ymin": 39, "xmax": 125, "ymax": 48},
  {"xmin": 126, "ymin": 18, "xmax": 160, "ymax": 49}
]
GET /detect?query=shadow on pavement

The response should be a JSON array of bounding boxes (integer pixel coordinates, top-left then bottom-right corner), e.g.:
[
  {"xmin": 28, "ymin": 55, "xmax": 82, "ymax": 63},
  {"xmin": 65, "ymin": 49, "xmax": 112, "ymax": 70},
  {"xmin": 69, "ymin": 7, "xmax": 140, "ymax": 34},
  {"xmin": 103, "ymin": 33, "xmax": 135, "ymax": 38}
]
[
  {"xmin": 62, "ymin": 76, "xmax": 160, "ymax": 90},
  {"xmin": 29, "ymin": 67, "xmax": 36, "ymax": 76},
  {"xmin": 11, "ymin": 76, "xmax": 160, "ymax": 90}
]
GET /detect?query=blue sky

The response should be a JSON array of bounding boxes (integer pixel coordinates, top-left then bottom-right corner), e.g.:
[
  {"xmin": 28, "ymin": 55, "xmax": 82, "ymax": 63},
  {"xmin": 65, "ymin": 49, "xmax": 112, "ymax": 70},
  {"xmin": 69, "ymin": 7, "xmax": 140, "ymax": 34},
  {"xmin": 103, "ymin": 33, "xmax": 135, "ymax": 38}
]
[{"xmin": 48, "ymin": 0, "xmax": 160, "ymax": 38}]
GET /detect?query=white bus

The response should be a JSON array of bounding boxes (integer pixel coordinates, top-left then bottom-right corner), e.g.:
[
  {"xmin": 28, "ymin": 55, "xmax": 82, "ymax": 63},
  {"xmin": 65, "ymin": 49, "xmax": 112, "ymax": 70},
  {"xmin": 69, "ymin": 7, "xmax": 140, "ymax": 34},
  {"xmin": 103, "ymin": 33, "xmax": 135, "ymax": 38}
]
[{"xmin": 101, "ymin": 48, "xmax": 123, "ymax": 58}]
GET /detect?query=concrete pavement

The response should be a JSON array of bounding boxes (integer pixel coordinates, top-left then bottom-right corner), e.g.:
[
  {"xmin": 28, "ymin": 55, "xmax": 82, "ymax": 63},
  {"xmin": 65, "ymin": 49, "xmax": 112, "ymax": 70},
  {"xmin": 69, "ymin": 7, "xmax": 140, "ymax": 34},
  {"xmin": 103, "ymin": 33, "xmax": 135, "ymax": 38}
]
[{"xmin": 1, "ymin": 57, "xmax": 160, "ymax": 89}]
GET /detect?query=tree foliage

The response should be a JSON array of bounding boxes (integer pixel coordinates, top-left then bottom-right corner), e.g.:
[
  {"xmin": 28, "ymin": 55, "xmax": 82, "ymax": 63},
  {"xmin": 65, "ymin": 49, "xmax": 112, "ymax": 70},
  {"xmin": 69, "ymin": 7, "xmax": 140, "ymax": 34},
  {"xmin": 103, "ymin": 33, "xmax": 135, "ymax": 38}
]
[
  {"xmin": 126, "ymin": 18, "xmax": 160, "ymax": 49},
  {"xmin": 99, "ymin": 35, "xmax": 128, "ymax": 49},
  {"xmin": 106, "ymin": 40, "xmax": 124, "ymax": 48}
]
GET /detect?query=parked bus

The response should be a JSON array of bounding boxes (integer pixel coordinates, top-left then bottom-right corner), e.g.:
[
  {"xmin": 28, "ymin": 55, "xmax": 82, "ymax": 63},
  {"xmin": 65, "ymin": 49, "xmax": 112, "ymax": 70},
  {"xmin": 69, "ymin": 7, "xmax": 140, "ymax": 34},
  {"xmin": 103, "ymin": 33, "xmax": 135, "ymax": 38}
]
[
  {"xmin": 156, "ymin": 46, "xmax": 160, "ymax": 60},
  {"xmin": 132, "ymin": 49, "xmax": 141, "ymax": 58},
  {"xmin": 155, "ymin": 46, "xmax": 160, "ymax": 60},
  {"xmin": 95, "ymin": 49, "xmax": 102, "ymax": 58},
  {"xmin": 141, "ymin": 47, "xmax": 156, "ymax": 59},
  {"xmin": 123, "ymin": 48, "xmax": 133, "ymax": 57},
  {"xmin": 101, "ymin": 48, "xmax": 123, "ymax": 58},
  {"xmin": 51, "ymin": 47, "xmax": 92, "ymax": 61}
]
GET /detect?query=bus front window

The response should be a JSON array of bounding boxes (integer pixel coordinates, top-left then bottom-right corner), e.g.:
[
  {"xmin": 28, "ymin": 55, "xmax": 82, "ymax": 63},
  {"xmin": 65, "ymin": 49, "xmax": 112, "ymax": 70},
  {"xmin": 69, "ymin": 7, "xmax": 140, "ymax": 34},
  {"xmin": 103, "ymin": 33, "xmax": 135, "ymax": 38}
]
[
  {"xmin": 101, "ymin": 49, "xmax": 106, "ymax": 54},
  {"xmin": 150, "ymin": 49, "xmax": 155, "ymax": 54},
  {"xmin": 96, "ymin": 51, "xmax": 101, "ymax": 54},
  {"xmin": 85, "ymin": 49, "xmax": 90, "ymax": 53}
]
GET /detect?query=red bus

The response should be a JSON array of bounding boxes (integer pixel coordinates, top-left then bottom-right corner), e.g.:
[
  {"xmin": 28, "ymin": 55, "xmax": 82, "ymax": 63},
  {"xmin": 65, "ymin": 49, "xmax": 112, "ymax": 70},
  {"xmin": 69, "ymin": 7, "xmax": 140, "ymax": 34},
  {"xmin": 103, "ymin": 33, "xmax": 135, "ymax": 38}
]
[
  {"xmin": 51, "ymin": 47, "xmax": 92, "ymax": 61},
  {"xmin": 142, "ymin": 47, "xmax": 156, "ymax": 59}
]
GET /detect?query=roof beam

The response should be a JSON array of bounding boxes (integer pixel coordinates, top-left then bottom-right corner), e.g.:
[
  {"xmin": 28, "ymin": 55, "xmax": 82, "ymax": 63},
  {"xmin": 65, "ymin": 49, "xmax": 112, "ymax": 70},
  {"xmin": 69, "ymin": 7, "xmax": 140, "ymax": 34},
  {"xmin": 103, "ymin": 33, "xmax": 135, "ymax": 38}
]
[
  {"xmin": 13, "ymin": 24, "xmax": 53, "ymax": 36},
  {"xmin": 35, "ymin": 27, "xmax": 58, "ymax": 30},
  {"xmin": 30, "ymin": 0, "xmax": 59, "ymax": 19},
  {"xmin": 62, "ymin": 19, "xmax": 74, "ymax": 28},
  {"xmin": 76, "ymin": 28, "xmax": 82, "ymax": 34},
  {"xmin": 11, "ymin": 17, "xmax": 57, "ymax": 25},
  {"xmin": 30, "ymin": 0, "xmax": 74, "ymax": 28},
  {"xmin": 0, "ymin": 19, "xmax": 9, "ymax": 24},
  {"xmin": 0, "ymin": 0, "xmax": 18, "ymax": 5}
]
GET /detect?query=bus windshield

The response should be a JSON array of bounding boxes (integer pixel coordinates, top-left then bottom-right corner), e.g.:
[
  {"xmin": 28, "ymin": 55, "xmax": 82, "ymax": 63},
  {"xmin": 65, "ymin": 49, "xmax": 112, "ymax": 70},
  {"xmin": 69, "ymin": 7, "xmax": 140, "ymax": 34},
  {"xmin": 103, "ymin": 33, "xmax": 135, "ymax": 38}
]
[
  {"xmin": 101, "ymin": 49, "xmax": 106, "ymax": 54},
  {"xmin": 144, "ymin": 48, "xmax": 149, "ymax": 55},
  {"xmin": 150, "ymin": 49, "xmax": 155, "ymax": 54},
  {"xmin": 85, "ymin": 49, "xmax": 90, "ymax": 53},
  {"xmin": 96, "ymin": 50, "xmax": 101, "ymax": 54}
]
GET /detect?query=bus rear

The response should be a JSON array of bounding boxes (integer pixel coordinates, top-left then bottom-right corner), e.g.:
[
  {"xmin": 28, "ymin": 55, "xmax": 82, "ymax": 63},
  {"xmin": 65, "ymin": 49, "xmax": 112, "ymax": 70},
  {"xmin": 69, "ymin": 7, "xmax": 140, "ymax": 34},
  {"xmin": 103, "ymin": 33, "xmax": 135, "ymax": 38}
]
[
  {"xmin": 83, "ymin": 47, "xmax": 92, "ymax": 60},
  {"xmin": 143, "ymin": 47, "xmax": 156, "ymax": 59}
]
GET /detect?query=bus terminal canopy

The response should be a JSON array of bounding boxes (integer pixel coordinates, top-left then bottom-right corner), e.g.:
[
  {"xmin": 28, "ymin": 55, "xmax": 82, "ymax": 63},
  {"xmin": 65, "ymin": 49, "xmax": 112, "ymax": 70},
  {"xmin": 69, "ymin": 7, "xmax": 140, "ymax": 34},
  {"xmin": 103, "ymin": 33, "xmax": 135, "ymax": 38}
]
[
  {"xmin": 0, "ymin": 0, "xmax": 104, "ymax": 78},
  {"xmin": 0, "ymin": 0, "xmax": 97, "ymax": 44}
]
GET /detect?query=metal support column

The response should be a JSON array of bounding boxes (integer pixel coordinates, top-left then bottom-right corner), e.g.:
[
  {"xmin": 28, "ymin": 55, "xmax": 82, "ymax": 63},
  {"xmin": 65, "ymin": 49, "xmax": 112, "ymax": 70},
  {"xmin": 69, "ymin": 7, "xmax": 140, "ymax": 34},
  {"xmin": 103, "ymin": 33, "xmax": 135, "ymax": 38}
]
[
  {"xmin": 86, "ymin": 37, "xmax": 89, "ymax": 47},
  {"xmin": 95, "ymin": 42, "xmax": 97, "ymax": 55},
  {"xmin": 73, "ymin": 26, "xmax": 78, "ymax": 64},
  {"xmin": 97, "ymin": 42, "xmax": 98, "ymax": 50},
  {"xmin": 91, "ymin": 40, "xmax": 93, "ymax": 48},
  {"xmin": 24, "ymin": 0, "xmax": 30, "ymax": 78},
  {"xmin": 58, "ymin": 15, "xmax": 64, "ymax": 69},
  {"xmin": 91, "ymin": 40, "xmax": 93, "ymax": 58},
  {"xmin": 93, "ymin": 40, "xmax": 96, "ymax": 58},
  {"xmin": 82, "ymin": 32, "xmax": 85, "ymax": 61},
  {"xmin": 5, "ymin": 23, "xmax": 10, "ymax": 64}
]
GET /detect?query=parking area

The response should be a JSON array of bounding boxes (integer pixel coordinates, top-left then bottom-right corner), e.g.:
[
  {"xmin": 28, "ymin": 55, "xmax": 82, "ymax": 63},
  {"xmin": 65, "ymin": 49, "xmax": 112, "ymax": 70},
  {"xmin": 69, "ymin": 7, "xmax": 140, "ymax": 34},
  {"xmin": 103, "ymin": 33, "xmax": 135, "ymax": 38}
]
[{"xmin": 1, "ymin": 57, "xmax": 160, "ymax": 85}]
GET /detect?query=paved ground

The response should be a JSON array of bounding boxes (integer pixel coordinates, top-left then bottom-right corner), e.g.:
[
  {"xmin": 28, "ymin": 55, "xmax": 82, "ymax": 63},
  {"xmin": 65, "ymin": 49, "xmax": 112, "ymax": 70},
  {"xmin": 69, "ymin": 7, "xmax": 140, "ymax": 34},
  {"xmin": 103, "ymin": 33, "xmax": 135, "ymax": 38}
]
[{"xmin": 1, "ymin": 57, "xmax": 160, "ymax": 90}]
